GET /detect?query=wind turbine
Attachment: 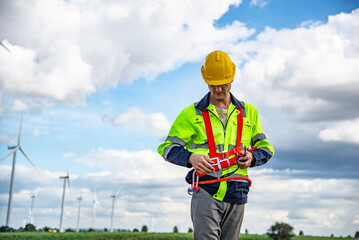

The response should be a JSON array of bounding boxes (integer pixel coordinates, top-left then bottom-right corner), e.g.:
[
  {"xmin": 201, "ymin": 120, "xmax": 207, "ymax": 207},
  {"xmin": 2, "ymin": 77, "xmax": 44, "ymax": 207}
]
[
  {"xmin": 110, "ymin": 189, "xmax": 120, "ymax": 233},
  {"xmin": 28, "ymin": 192, "xmax": 38, "ymax": 225},
  {"xmin": 76, "ymin": 194, "xmax": 82, "ymax": 232},
  {"xmin": 0, "ymin": 115, "xmax": 40, "ymax": 227},
  {"xmin": 59, "ymin": 171, "xmax": 71, "ymax": 232},
  {"xmin": 91, "ymin": 192, "xmax": 100, "ymax": 229}
]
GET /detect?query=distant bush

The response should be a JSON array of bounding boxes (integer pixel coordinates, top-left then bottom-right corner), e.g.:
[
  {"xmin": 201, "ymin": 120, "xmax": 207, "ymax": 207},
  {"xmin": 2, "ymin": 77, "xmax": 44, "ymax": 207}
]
[
  {"xmin": 24, "ymin": 223, "xmax": 36, "ymax": 232},
  {"xmin": 141, "ymin": 225, "xmax": 148, "ymax": 233},
  {"xmin": 0, "ymin": 225, "xmax": 14, "ymax": 232},
  {"xmin": 267, "ymin": 222, "xmax": 295, "ymax": 240}
]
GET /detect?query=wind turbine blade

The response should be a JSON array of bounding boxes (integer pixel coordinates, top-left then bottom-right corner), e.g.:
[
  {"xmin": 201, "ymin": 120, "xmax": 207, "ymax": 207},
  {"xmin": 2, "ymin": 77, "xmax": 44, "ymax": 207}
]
[
  {"xmin": 18, "ymin": 115, "xmax": 23, "ymax": 146},
  {"xmin": 115, "ymin": 189, "xmax": 120, "ymax": 197},
  {"xmin": 67, "ymin": 172, "xmax": 73, "ymax": 203},
  {"xmin": 66, "ymin": 167, "xmax": 72, "ymax": 189},
  {"xmin": 0, "ymin": 41, "xmax": 11, "ymax": 53},
  {"xmin": 67, "ymin": 174, "xmax": 71, "ymax": 189},
  {"xmin": 19, "ymin": 147, "xmax": 40, "ymax": 175},
  {"xmin": 0, "ymin": 146, "xmax": 19, "ymax": 161},
  {"xmin": 94, "ymin": 191, "xmax": 100, "ymax": 205}
]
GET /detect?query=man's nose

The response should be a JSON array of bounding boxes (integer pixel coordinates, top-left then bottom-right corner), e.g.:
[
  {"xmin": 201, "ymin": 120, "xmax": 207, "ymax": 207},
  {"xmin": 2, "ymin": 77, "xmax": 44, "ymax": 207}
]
[{"xmin": 215, "ymin": 86, "xmax": 223, "ymax": 91}]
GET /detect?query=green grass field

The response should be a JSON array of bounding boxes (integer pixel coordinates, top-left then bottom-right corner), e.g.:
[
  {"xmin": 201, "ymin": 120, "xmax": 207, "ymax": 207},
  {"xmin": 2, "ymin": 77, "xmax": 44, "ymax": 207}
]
[{"xmin": 0, "ymin": 232, "xmax": 351, "ymax": 240}]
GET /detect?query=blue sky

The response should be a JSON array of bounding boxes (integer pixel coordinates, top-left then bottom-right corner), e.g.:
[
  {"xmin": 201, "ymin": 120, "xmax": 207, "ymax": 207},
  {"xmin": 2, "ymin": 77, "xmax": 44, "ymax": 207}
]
[{"xmin": 1, "ymin": 0, "xmax": 359, "ymax": 236}]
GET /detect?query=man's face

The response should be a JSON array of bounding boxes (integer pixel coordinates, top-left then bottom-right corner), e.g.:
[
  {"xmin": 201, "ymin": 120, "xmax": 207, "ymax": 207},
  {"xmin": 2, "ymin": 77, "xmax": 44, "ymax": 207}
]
[{"xmin": 208, "ymin": 82, "xmax": 232, "ymax": 102}]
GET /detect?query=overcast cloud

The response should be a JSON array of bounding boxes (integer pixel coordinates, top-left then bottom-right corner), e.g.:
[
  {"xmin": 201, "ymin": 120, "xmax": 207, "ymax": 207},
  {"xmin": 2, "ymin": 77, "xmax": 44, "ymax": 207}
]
[
  {"xmin": 109, "ymin": 107, "xmax": 171, "ymax": 135},
  {"xmin": 0, "ymin": 0, "xmax": 252, "ymax": 112},
  {"xmin": 233, "ymin": 9, "xmax": 359, "ymax": 124},
  {"xmin": 1, "ymin": 163, "xmax": 358, "ymax": 235}
]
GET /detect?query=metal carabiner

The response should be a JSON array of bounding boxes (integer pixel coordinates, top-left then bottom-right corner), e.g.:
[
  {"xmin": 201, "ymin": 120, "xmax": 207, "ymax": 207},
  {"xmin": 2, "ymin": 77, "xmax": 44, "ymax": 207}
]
[{"xmin": 188, "ymin": 171, "xmax": 200, "ymax": 195}]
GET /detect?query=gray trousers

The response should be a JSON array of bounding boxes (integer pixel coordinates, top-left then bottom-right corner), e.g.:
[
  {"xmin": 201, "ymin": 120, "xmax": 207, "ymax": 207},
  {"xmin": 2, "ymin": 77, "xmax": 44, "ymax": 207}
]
[{"xmin": 191, "ymin": 187, "xmax": 245, "ymax": 240}]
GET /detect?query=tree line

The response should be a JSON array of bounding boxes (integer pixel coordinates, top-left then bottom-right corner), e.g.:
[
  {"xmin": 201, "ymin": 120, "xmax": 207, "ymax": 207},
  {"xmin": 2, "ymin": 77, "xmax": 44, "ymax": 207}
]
[{"xmin": 1, "ymin": 222, "xmax": 359, "ymax": 239}]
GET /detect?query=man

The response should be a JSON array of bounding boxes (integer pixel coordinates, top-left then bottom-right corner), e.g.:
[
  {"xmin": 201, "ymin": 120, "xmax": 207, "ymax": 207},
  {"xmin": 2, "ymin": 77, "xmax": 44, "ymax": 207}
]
[{"xmin": 157, "ymin": 50, "xmax": 274, "ymax": 240}]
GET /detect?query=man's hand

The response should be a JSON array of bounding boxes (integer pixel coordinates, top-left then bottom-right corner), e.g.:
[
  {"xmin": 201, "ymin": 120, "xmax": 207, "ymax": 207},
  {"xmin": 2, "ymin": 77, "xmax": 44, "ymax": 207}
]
[
  {"xmin": 188, "ymin": 153, "xmax": 215, "ymax": 175},
  {"xmin": 236, "ymin": 151, "xmax": 253, "ymax": 169}
]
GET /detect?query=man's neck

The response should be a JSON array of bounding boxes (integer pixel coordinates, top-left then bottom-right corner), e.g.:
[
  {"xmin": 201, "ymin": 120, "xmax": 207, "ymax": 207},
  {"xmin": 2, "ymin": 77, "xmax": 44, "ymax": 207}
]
[{"xmin": 209, "ymin": 94, "xmax": 231, "ymax": 109}]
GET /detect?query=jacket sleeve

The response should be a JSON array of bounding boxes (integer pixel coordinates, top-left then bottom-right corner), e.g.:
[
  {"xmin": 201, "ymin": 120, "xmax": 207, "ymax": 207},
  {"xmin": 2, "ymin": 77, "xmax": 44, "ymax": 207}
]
[
  {"xmin": 157, "ymin": 107, "xmax": 196, "ymax": 168},
  {"xmin": 247, "ymin": 105, "xmax": 275, "ymax": 167}
]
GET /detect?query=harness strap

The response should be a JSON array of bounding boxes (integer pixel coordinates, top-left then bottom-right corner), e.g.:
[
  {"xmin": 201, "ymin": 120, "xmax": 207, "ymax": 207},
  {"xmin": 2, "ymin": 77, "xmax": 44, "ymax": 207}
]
[
  {"xmin": 202, "ymin": 109, "xmax": 219, "ymax": 159},
  {"xmin": 188, "ymin": 173, "xmax": 252, "ymax": 195},
  {"xmin": 202, "ymin": 108, "xmax": 244, "ymax": 158},
  {"xmin": 236, "ymin": 107, "xmax": 243, "ymax": 151},
  {"xmin": 197, "ymin": 107, "xmax": 249, "ymax": 177},
  {"xmin": 188, "ymin": 107, "xmax": 255, "ymax": 195},
  {"xmin": 198, "ymin": 176, "xmax": 252, "ymax": 186}
]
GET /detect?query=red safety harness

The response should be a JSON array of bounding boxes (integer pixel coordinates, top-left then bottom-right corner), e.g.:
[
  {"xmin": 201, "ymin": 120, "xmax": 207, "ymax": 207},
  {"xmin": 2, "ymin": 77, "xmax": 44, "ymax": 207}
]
[{"xmin": 188, "ymin": 107, "xmax": 256, "ymax": 195}]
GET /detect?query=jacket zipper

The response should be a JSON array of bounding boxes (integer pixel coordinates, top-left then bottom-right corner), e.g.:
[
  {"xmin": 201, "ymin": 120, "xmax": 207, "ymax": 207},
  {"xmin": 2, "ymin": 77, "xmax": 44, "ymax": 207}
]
[{"xmin": 208, "ymin": 107, "xmax": 236, "ymax": 144}]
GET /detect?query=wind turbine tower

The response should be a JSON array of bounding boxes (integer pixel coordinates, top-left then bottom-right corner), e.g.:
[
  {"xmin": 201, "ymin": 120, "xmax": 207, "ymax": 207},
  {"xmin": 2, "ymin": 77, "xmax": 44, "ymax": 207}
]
[
  {"xmin": 28, "ymin": 193, "xmax": 37, "ymax": 224},
  {"xmin": 59, "ymin": 172, "xmax": 70, "ymax": 232},
  {"xmin": 0, "ymin": 115, "xmax": 39, "ymax": 227},
  {"xmin": 110, "ymin": 190, "xmax": 120, "ymax": 233},
  {"xmin": 76, "ymin": 194, "xmax": 82, "ymax": 232},
  {"xmin": 91, "ymin": 192, "xmax": 100, "ymax": 230}
]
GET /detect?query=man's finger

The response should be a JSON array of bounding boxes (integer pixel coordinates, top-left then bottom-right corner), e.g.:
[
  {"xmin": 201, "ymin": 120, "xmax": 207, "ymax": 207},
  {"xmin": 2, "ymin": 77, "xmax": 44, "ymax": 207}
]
[
  {"xmin": 237, "ymin": 159, "xmax": 250, "ymax": 169},
  {"xmin": 197, "ymin": 161, "xmax": 214, "ymax": 174}
]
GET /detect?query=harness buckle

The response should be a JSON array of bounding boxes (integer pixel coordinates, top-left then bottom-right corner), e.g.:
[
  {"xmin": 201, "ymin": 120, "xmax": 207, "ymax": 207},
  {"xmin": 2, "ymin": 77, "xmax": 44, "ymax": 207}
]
[
  {"xmin": 209, "ymin": 157, "xmax": 221, "ymax": 170},
  {"xmin": 220, "ymin": 151, "xmax": 231, "ymax": 169},
  {"xmin": 210, "ymin": 151, "xmax": 231, "ymax": 170},
  {"xmin": 221, "ymin": 151, "xmax": 228, "ymax": 159}
]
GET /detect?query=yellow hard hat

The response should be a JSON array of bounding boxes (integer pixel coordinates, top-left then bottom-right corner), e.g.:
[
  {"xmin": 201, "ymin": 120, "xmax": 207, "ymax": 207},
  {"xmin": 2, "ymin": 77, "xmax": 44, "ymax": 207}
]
[{"xmin": 201, "ymin": 50, "xmax": 236, "ymax": 85}]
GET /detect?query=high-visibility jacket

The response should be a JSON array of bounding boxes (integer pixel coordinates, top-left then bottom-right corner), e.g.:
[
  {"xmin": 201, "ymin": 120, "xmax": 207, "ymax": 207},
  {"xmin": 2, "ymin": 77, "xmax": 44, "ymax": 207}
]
[{"xmin": 157, "ymin": 92, "xmax": 274, "ymax": 203}]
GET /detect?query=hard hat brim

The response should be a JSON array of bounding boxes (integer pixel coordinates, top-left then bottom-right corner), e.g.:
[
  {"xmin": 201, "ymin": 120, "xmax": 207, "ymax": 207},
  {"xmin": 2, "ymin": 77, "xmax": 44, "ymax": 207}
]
[{"xmin": 204, "ymin": 78, "xmax": 233, "ymax": 86}]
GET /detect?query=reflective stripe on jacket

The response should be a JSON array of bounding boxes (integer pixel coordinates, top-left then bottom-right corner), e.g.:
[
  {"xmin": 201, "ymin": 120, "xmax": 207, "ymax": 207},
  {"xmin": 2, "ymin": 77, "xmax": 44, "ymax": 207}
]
[{"xmin": 157, "ymin": 92, "xmax": 274, "ymax": 203}]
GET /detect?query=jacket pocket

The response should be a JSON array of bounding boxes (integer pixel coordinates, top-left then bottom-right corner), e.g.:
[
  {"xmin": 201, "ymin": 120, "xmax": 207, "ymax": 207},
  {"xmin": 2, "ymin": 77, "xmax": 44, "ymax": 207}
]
[{"xmin": 241, "ymin": 119, "xmax": 252, "ymax": 147}]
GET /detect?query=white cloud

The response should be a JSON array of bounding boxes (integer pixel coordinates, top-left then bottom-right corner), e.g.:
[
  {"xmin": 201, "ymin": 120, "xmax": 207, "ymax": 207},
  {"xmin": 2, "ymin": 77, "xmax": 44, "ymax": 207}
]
[
  {"xmin": 0, "ymin": 40, "xmax": 95, "ymax": 106},
  {"xmin": 318, "ymin": 118, "xmax": 359, "ymax": 145},
  {"xmin": 32, "ymin": 127, "xmax": 40, "ymax": 137},
  {"xmin": 9, "ymin": 98, "xmax": 54, "ymax": 113},
  {"xmin": 111, "ymin": 107, "xmax": 171, "ymax": 134},
  {"xmin": 0, "ymin": 134, "xmax": 16, "ymax": 144},
  {"xmin": 0, "ymin": 0, "xmax": 252, "ymax": 112},
  {"xmin": 250, "ymin": 0, "xmax": 268, "ymax": 8},
  {"xmin": 75, "ymin": 148, "xmax": 185, "ymax": 182},
  {"xmin": 244, "ymin": 170, "xmax": 359, "ymax": 236},
  {"xmin": 232, "ymin": 9, "xmax": 359, "ymax": 122},
  {"xmin": 1, "ymin": 163, "xmax": 358, "ymax": 235},
  {"xmin": 62, "ymin": 152, "xmax": 76, "ymax": 159}
]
